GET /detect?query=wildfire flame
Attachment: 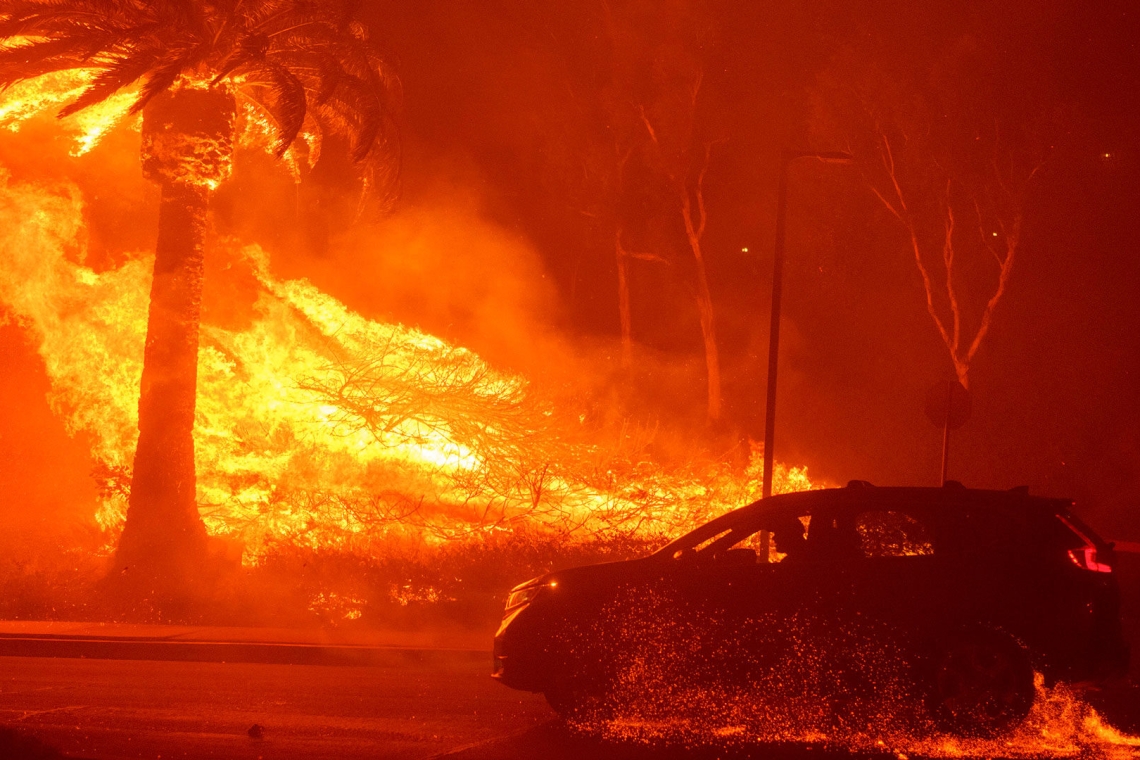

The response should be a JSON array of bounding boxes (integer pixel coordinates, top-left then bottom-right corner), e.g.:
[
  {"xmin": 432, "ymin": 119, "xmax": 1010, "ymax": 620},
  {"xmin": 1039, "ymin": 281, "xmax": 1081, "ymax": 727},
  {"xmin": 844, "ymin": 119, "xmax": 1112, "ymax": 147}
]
[
  {"xmin": 0, "ymin": 169, "xmax": 813, "ymax": 561},
  {"xmin": 0, "ymin": 66, "xmax": 139, "ymax": 156},
  {"xmin": 0, "ymin": 66, "xmax": 818, "ymax": 564},
  {"xmin": 0, "ymin": 62, "xmax": 308, "ymax": 167}
]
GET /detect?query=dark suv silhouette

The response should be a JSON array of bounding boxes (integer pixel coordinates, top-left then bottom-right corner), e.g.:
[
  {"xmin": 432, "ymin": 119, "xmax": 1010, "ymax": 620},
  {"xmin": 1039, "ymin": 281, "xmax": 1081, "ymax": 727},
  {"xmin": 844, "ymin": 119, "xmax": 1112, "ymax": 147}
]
[{"xmin": 492, "ymin": 483, "xmax": 1128, "ymax": 736}]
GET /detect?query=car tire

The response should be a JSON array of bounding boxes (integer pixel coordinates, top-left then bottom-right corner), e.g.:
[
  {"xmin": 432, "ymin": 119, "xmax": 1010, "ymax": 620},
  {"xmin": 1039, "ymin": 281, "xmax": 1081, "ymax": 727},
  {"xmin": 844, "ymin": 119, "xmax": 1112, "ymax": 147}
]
[{"xmin": 926, "ymin": 627, "xmax": 1035, "ymax": 737}]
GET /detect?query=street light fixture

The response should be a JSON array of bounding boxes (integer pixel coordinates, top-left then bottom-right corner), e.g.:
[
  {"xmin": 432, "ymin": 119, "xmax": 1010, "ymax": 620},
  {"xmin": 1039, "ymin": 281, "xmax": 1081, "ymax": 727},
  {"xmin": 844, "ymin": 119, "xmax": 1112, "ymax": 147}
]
[{"xmin": 761, "ymin": 150, "xmax": 853, "ymax": 499}]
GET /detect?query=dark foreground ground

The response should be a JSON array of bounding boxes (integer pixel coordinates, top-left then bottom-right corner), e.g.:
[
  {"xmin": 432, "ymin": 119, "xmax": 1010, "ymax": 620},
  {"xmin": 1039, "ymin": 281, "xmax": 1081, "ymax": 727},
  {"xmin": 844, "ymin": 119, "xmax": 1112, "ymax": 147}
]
[
  {"xmin": 0, "ymin": 654, "xmax": 548, "ymax": 759},
  {"xmin": 2, "ymin": 652, "xmax": 1140, "ymax": 760}
]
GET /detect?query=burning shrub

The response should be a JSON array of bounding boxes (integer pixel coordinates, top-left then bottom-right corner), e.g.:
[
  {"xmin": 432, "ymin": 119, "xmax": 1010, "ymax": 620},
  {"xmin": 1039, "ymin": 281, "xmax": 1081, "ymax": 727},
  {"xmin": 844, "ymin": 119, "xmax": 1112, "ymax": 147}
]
[
  {"xmin": 0, "ymin": 171, "xmax": 816, "ymax": 573},
  {"xmin": 0, "ymin": 525, "xmax": 109, "ymax": 621},
  {"xmin": 246, "ymin": 529, "xmax": 663, "ymax": 630}
]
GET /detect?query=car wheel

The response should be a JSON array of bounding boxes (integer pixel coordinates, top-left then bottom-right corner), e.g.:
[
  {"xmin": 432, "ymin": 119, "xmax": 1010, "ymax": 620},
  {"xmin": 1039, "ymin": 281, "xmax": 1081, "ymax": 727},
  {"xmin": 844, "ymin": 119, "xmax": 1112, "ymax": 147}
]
[{"xmin": 927, "ymin": 628, "xmax": 1035, "ymax": 737}]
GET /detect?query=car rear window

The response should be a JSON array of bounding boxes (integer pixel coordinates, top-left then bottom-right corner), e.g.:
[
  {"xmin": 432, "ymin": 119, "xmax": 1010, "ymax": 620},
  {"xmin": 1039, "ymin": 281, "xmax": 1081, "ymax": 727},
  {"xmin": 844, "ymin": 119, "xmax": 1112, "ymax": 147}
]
[
  {"xmin": 909, "ymin": 498, "xmax": 1070, "ymax": 561},
  {"xmin": 855, "ymin": 510, "xmax": 935, "ymax": 558}
]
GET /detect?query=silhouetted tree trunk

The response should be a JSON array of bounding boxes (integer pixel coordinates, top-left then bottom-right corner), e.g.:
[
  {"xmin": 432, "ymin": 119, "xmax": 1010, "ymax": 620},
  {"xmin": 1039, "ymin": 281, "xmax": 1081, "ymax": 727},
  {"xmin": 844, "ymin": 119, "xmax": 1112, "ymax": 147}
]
[
  {"xmin": 641, "ymin": 83, "xmax": 724, "ymax": 422},
  {"xmin": 115, "ymin": 181, "xmax": 211, "ymax": 581},
  {"xmin": 114, "ymin": 85, "xmax": 235, "ymax": 598},
  {"xmin": 679, "ymin": 143, "xmax": 721, "ymax": 421},
  {"xmin": 615, "ymin": 229, "xmax": 633, "ymax": 369}
]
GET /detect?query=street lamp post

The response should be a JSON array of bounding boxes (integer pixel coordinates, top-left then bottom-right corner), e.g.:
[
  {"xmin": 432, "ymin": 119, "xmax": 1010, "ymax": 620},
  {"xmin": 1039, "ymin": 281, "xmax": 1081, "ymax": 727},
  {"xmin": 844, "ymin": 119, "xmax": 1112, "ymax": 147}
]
[{"xmin": 762, "ymin": 150, "xmax": 853, "ymax": 499}]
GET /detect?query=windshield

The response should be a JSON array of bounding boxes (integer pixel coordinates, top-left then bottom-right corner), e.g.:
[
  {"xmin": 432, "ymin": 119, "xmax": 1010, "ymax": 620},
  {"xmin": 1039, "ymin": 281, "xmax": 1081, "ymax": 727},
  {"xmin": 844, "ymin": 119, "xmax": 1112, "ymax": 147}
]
[{"xmin": 655, "ymin": 499, "xmax": 814, "ymax": 565}]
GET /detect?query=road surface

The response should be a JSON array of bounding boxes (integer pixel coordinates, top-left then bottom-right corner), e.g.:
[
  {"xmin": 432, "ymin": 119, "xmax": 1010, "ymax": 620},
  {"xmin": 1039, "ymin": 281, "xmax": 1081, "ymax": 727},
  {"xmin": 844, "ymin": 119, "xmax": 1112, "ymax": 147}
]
[
  {"xmin": 0, "ymin": 654, "xmax": 549, "ymax": 759},
  {"xmin": 2, "ymin": 653, "xmax": 1139, "ymax": 760}
]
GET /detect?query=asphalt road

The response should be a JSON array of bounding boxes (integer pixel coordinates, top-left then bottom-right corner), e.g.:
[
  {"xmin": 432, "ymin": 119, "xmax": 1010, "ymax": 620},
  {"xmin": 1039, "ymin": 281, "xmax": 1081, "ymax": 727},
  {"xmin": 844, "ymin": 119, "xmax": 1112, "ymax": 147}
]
[
  {"xmin": 3, "ymin": 654, "xmax": 1139, "ymax": 760},
  {"xmin": 0, "ymin": 654, "xmax": 550, "ymax": 760}
]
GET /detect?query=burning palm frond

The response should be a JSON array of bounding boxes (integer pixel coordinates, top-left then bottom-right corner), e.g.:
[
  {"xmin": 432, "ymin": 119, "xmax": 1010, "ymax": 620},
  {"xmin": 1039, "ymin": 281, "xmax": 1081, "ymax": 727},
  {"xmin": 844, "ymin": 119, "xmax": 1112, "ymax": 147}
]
[{"xmin": 0, "ymin": 0, "xmax": 399, "ymax": 197}]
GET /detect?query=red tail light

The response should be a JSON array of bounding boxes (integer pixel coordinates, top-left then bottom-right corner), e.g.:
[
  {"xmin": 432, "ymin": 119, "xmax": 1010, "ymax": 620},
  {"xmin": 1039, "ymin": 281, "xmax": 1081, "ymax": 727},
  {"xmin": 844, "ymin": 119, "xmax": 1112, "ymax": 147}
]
[{"xmin": 1057, "ymin": 515, "xmax": 1113, "ymax": 573}]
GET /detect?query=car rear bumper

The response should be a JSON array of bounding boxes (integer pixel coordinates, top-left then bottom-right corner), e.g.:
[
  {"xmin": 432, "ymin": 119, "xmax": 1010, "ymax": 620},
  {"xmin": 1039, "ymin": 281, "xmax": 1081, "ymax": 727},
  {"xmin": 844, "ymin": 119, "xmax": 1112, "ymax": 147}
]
[
  {"xmin": 1079, "ymin": 627, "xmax": 1130, "ymax": 682},
  {"xmin": 1078, "ymin": 581, "xmax": 1131, "ymax": 681},
  {"xmin": 1038, "ymin": 582, "xmax": 1131, "ymax": 683}
]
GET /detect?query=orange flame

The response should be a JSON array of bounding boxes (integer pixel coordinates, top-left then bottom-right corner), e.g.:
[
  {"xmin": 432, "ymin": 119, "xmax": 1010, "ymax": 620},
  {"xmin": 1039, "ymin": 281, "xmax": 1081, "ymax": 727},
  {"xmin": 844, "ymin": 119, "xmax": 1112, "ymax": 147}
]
[
  {"xmin": 0, "ymin": 169, "xmax": 814, "ymax": 563},
  {"xmin": 0, "ymin": 67, "xmax": 139, "ymax": 156}
]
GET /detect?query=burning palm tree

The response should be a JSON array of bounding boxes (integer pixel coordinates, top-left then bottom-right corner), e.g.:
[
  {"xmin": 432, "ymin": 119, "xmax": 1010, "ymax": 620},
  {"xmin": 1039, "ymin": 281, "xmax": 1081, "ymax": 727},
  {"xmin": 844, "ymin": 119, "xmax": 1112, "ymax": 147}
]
[{"xmin": 0, "ymin": 0, "xmax": 399, "ymax": 601}]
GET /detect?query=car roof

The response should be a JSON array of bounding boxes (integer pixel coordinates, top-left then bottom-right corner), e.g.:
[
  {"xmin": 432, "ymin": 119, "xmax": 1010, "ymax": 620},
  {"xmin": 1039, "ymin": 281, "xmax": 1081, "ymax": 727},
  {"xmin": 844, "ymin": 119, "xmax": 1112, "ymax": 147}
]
[
  {"xmin": 747, "ymin": 483, "xmax": 1068, "ymax": 512},
  {"xmin": 656, "ymin": 483, "xmax": 1072, "ymax": 558}
]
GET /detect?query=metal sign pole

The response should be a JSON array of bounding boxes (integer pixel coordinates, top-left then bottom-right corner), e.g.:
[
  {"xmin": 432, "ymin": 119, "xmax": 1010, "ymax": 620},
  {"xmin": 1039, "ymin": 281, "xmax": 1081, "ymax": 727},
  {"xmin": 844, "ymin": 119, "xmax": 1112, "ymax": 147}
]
[
  {"xmin": 941, "ymin": 380, "xmax": 952, "ymax": 485},
  {"xmin": 761, "ymin": 150, "xmax": 852, "ymax": 499},
  {"xmin": 926, "ymin": 378, "xmax": 971, "ymax": 487}
]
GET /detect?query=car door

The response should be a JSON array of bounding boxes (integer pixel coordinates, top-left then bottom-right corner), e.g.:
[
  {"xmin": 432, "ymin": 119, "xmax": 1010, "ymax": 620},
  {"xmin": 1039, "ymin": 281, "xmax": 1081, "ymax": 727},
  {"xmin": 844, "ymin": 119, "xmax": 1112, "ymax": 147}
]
[
  {"xmin": 775, "ymin": 506, "xmax": 864, "ymax": 661},
  {"xmin": 842, "ymin": 505, "xmax": 945, "ymax": 648},
  {"xmin": 673, "ymin": 507, "xmax": 836, "ymax": 685}
]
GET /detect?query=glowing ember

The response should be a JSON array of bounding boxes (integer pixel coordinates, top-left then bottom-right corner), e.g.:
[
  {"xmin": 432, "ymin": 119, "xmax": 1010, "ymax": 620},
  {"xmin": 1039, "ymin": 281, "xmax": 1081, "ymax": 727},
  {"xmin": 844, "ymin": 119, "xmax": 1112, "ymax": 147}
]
[
  {"xmin": 571, "ymin": 605, "xmax": 1140, "ymax": 760},
  {"xmin": 585, "ymin": 678, "xmax": 1140, "ymax": 759}
]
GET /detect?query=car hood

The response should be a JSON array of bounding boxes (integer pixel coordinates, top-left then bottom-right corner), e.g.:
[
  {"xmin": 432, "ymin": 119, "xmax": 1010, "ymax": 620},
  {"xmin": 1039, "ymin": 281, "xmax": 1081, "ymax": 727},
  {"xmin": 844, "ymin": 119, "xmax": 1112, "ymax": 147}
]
[{"xmin": 513, "ymin": 555, "xmax": 665, "ymax": 594}]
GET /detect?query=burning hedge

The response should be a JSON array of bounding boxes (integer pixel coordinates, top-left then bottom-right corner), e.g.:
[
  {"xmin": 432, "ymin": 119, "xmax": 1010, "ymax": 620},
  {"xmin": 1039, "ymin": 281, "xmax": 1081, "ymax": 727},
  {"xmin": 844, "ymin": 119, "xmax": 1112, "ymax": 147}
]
[{"xmin": 0, "ymin": 172, "xmax": 814, "ymax": 564}]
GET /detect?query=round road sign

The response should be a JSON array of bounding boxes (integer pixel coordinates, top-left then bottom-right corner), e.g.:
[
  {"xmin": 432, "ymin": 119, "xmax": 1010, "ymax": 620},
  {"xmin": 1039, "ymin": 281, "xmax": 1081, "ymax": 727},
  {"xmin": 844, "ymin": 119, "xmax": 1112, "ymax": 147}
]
[{"xmin": 925, "ymin": 380, "xmax": 971, "ymax": 430}]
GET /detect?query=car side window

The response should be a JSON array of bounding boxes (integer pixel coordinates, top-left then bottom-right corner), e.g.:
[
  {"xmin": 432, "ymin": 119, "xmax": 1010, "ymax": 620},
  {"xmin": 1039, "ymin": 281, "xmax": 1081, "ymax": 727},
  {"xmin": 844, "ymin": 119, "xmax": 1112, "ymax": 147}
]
[
  {"xmin": 727, "ymin": 514, "xmax": 812, "ymax": 564},
  {"xmin": 855, "ymin": 510, "xmax": 934, "ymax": 558}
]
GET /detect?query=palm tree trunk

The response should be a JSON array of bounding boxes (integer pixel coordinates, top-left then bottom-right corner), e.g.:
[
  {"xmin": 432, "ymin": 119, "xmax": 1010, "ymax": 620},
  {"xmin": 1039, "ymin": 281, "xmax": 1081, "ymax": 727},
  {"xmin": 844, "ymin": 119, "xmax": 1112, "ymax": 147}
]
[
  {"xmin": 111, "ymin": 86, "xmax": 234, "ymax": 602},
  {"xmin": 115, "ymin": 181, "xmax": 210, "ymax": 589}
]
